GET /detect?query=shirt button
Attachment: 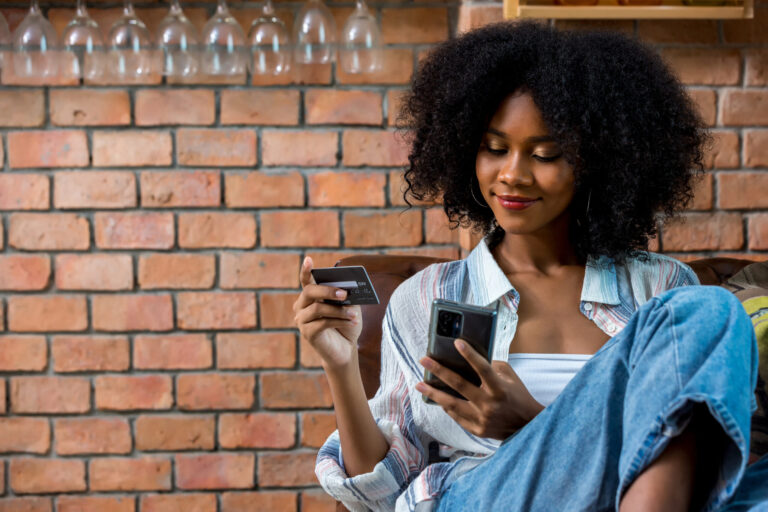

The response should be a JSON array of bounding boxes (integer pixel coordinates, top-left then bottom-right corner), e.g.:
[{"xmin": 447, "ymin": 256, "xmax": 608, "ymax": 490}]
[
  {"xmin": 607, "ymin": 324, "xmax": 617, "ymax": 333},
  {"xmin": 583, "ymin": 303, "xmax": 593, "ymax": 312}
]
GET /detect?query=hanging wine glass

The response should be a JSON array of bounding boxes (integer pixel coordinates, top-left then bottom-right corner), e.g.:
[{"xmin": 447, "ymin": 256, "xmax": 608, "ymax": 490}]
[
  {"xmin": 108, "ymin": 0, "xmax": 155, "ymax": 82},
  {"xmin": 158, "ymin": 0, "xmax": 200, "ymax": 78},
  {"xmin": 248, "ymin": 0, "xmax": 290, "ymax": 75},
  {"xmin": 0, "ymin": 12, "xmax": 11, "ymax": 72},
  {"xmin": 12, "ymin": 0, "xmax": 59, "ymax": 79},
  {"xmin": 339, "ymin": 0, "xmax": 382, "ymax": 74},
  {"xmin": 293, "ymin": 0, "xmax": 336, "ymax": 65},
  {"xmin": 201, "ymin": 0, "xmax": 247, "ymax": 76},
  {"xmin": 61, "ymin": 0, "xmax": 106, "ymax": 80}
]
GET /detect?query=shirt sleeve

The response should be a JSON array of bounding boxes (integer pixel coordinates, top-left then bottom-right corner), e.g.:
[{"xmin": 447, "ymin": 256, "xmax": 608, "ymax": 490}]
[{"xmin": 315, "ymin": 300, "xmax": 430, "ymax": 512}]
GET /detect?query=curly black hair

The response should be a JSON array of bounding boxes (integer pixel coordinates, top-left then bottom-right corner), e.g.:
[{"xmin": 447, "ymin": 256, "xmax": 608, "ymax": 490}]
[{"xmin": 401, "ymin": 21, "xmax": 710, "ymax": 264}]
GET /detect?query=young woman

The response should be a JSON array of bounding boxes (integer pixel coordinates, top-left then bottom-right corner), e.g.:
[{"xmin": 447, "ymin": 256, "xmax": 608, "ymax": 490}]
[{"xmin": 293, "ymin": 22, "xmax": 765, "ymax": 511}]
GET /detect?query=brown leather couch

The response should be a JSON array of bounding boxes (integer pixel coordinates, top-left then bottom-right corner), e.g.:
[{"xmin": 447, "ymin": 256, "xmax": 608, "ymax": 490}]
[{"xmin": 330, "ymin": 254, "xmax": 755, "ymax": 511}]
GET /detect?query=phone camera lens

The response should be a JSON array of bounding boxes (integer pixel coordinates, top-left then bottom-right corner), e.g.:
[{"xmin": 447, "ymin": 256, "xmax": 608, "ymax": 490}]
[{"xmin": 436, "ymin": 310, "xmax": 462, "ymax": 338}]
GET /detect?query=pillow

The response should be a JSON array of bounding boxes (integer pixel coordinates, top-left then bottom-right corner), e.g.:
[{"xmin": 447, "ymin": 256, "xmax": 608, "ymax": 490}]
[{"xmin": 722, "ymin": 262, "xmax": 768, "ymax": 460}]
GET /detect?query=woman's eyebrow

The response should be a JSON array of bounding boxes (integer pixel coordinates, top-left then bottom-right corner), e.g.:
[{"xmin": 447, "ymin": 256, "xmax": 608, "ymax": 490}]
[{"xmin": 486, "ymin": 127, "xmax": 555, "ymax": 143}]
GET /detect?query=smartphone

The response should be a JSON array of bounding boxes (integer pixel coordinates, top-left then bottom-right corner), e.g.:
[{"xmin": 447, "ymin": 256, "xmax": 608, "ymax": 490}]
[{"xmin": 422, "ymin": 299, "xmax": 499, "ymax": 404}]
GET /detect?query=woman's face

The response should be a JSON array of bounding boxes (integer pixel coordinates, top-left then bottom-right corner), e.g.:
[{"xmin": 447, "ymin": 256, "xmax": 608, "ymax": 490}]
[{"xmin": 475, "ymin": 91, "xmax": 575, "ymax": 236}]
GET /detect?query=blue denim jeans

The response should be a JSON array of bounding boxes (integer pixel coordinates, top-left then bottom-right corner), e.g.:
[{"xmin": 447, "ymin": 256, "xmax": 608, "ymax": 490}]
[{"xmin": 435, "ymin": 286, "xmax": 765, "ymax": 512}]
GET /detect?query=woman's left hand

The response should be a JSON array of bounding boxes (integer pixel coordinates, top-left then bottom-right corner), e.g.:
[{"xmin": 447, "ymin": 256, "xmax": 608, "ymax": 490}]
[{"xmin": 416, "ymin": 339, "xmax": 544, "ymax": 441}]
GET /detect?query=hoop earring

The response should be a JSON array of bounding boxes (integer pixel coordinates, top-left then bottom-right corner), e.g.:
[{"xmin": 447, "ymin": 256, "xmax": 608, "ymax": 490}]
[
  {"xmin": 471, "ymin": 182, "xmax": 490, "ymax": 209},
  {"xmin": 576, "ymin": 189, "xmax": 592, "ymax": 228}
]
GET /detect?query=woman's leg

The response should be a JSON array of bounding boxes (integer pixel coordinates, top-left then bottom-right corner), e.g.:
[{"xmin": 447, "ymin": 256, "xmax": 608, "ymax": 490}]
[{"xmin": 435, "ymin": 286, "xmax": 758, "ymax": 512}]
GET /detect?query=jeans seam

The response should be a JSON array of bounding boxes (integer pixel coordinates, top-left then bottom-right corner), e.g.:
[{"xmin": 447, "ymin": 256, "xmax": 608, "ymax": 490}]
[{"xmin": 668, "ymin": 300, "xmax": 685, "ymax": 393}]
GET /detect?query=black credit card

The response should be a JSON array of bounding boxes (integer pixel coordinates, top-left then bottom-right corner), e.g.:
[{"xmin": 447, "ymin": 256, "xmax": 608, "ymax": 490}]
[{"xmin": 310, "ymin": 266, "xmax": 380, "ymax": 306}]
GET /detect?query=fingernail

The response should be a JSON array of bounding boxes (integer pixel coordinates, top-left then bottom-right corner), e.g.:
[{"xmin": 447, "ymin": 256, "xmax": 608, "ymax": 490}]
[
  {"xmin": 415, "ymin": 382, "xmax": 426, "ymax": 392},
  {"xmin": 303, "ymin": 257, "xmax": 310, "ymax": 268},
  {"xmin": 422, "ymin": 358, "xmax": 433, "ymax": 370},
  {"xmin": 336, "ymin": 290, "xmax": 347, "ymax": 299},
  {"xmin": 455, "ymin": 340, "xmax": 465, "ymax": 351},
  {"xmin": 346, "ymin": 309, "xmax": 356, "ymax": 318}
]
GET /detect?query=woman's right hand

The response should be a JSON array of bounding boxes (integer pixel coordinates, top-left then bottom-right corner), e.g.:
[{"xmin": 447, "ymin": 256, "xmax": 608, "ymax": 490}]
[{"xmin": 293, "ymin": 256, "xmax": 363, "ymax": 371}]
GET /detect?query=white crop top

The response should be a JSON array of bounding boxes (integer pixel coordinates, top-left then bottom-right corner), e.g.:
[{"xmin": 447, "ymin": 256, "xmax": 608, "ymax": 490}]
[{"xmin": 507, "ymin": 353, "xmax": 592, "ymax": 407}]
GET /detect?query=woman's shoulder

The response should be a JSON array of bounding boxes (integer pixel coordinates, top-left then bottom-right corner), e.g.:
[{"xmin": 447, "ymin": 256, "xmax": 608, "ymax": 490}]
[
  {"xmin": 389, "ymin": 259, "xmax": 468, "ymax": 314},
  {"xmin": 617, "ymin": 250, "xmax": 700, "ymax": 296}
]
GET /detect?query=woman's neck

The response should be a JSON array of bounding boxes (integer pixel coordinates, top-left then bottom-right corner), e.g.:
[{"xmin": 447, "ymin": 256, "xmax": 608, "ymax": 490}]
[{"xmin": 491, "ymin": 215, "xmax": 580, "ymax": 276}]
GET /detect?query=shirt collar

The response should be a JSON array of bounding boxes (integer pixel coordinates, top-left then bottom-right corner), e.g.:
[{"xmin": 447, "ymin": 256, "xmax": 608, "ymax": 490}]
[{"xmin": 466, "ymin": 237, "xmax": 621, "ymax": 307}]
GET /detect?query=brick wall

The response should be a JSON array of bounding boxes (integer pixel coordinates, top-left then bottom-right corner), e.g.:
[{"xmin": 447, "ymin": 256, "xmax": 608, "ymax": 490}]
[{"xmin": 0, "ymin": 1, "xmax": 766, "ymax": 511}]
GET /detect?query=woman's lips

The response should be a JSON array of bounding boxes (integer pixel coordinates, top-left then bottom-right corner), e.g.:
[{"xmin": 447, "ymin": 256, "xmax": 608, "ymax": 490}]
[{"xmin": 495, "ymin": 195, "xmax": 539, "ymax": 210}]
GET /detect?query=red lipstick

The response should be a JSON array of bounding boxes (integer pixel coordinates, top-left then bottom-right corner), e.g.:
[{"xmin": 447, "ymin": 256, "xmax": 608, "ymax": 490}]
[{"xmin": 495, "ymin": 195, "xmax": 539, "ymax": 210}]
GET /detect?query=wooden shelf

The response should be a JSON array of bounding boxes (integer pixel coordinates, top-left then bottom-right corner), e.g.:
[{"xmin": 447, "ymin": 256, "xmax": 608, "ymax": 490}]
[{"xmin": 504, "ymin": 0, "xmax": 753, "ymax": 18}]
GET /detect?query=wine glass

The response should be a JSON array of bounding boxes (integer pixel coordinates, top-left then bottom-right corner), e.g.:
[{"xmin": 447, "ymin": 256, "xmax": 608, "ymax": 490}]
[
  {"xmin": 157, "ymin": 0, "xmax": 200, "ymax": 77},
  {"xmin": 339, "ymin": 0, "xmax": 382, "ymax": 74},
  {"xmin": 201, "ymin": 0, "xmax": 247, "ymax": 76},
  {"xmin": 61, "ymin": 0, "xmax": 105, "ymax": 80},
  {"xmin": 0, "ymin": 12, "xmax": 11, "ymax": 71},
  {"xmin": 108, "ymin": 0, "xmax": 155, "ymax": 82},
  {"xmin": 293, "ymin": 0, "xmax": 336, "ymax": 65},
  {"xmin": 248, "ymin": 0, "xmax": 290, "ymax": 75},
  {"xmin": 12, "ymin": 0, "xmax": 59, "ymax": 79}
]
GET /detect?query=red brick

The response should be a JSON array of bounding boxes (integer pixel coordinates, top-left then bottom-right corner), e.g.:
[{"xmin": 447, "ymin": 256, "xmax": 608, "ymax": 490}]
[
  {"xmin": 260, "ymin": 372, "xmax": 332, "ymax": 408},
  {"xmin": 89, "ymin": 457, "xmax": 171, "ymax": 492},
  {"xmin": 9, "ymin": 213, "xmax": 89, "ymax": 250},
  {"xmin": 221, "ymin": 90, "xmax": 300, "ymax": 125},
  {"xmin": 0, "ymin": 418, "xmax": 50, "ymax": 453},
  {"xmin": 55, "ymin": 418, "xmax": 131, "ymax": 455},
  {"xmin": 177, "ymin": 374, "xmax": 255, "ymax": 410},
  {"xmin": 723, "ymin": 8, "xmax": 768, "ymax": 44},
  {"xmin": 10, "ymin": 376, "xmax": 90, "ymax": 414},
  {"xmin": 303, "ymin": 492, "xmax": 339, "ymax": 512},
  {"xmin": 258, "ymin": 452, "xmax": 318, "ymax": 487},
  {"xmin": 745, "ymin": 131, "xmax": 768, "ymax": 168},
  {"xmin": 746, "ymin": 49, "xmax": 768, "ymax": 86},
  {"xmin": 387, "ymin": 89, "xmax": 409, "ymax": 127},
  {"xmin": 344, "ymin": 210, "xmax": 423, "ymax": 247},
  {"xmin": 176, "ymin": 454, "xmax": 254, "ymax": 491},
  {"xmin": 50, "ymin": 89, "xmax": 130, "ymax": 126},
  {"xmin": 95, "ymin": 375, "xmax": 173, "ymax": 411},
  {"xmin": 637, "ymin": 20, "xmax": 718, "ymax": 44},
  {"xmin": 687, "ymin": 89, "xmax": 717, "ymax": 127},
  {"xmin": 94, "ymin": 212, "xmax": 174, "ymax": 250},
  {"xmin": 0, "ymin": 498, "xmax": 52, "ymax": 512},
  {"xmin": 457, "ymin": 4, "xmax": 503, "ymax": 33},
  {"xmin": 54, "ymin": 171, "xmax": 136, "ymax": 209},
  {"xmin": 55, "ymin": 253, "xmax": 133, "ymax": 291},
  {"xmin": 0, "ymin": 336, "xmax": 46, "ymax": 371},
  {"xmin": 221, "ymin": 492, "xmax": 297, "ymax": 512},
  {"xmin": 0, "ymin": 256, "xmax": 50, "ymax": 291},
  {"xmin": 92, "ymin": 294, "xmax": 173, "ymax": 332},
  {"xmin": 259, "ymin": 292, "xmax": 300, "ymax": 329},
  {"xmin": 135, "ymin": 89, "xmax": 215, "ymax": 126},
  {"xmin": 425, "ymin": 207, "xmax": 459, "ymax": 244},
  {"xmin": 685, "ymin": 172, "xmax": 712, "ymax": 211},
  {"xmin": 0, "ymin": 379, "xmax": 4, "ymax": 415},
  {"xmin": 308, "ymin": 171, "xmax": 386, "ymax": 207},
  {"xmin": 8, "ymin": 296, "xmax": 87, "ymax": 333},
  {"xmin": 177, "ymin": 129, "xmax": 257, "ymax": 167},
  {"xmin": 8, "ymin": 131, "xmax": 88, "ymax": 169},
  {"xmin": 0, "ymin": 90, "xmax": 45, "ymax": 127},
  {"xmin": 381, "ymin": 8, "xmax": 449, "ymax": 44},
  {"xmin": 718, "ymin": 172, "xmax": 768, "ymax": 210},
  {"xmin": 10, "ymin": 459, "xmax": 85, "ymax": 494},
  {"xmin": 52, "ymin": 335, "xmax": 129, "ymax": 373},
  {"xmin": 134, "ymin": 334, "xmax": 212, "ymax": 370},
  {"xmin": 141, "ymin": 494, "xmax": 216, "ymax": 512},
  {"xmin": 135, "ymin": 415, "xmax": 215, "ymax": 451},
  {"xmin": 140, "ymin": 170, "xmax": 220, "ymax": 208},
  {"xmin": 179, "ymin": 212, "xmax": 256, "ymax": 249},
  {"xmin": 217, "ymin": 333, "xmax": 296, "ymax": 369},
  {"xmin": 261, "ymin": 211, "xmax": 340, "ymax": 248},
  {"xmin": 177, "ymin": 292, "xmax": 257, "ymax": 330},
  {"xmin": 301, "ymin": 412, "xmax": 336, "ymax": 448},
  {"xmin": 300, "ymin": 337, "xmax": 324, "ymax": 368},
  {"xmin": 389, "ymin": 170, "xmax": 436, "ymax": 206},
  {"xmin": 219, "ymin": 413, "xmax": 296, "ymax": 449},
  {"xmin": 721, "ymin": 90, "xmax": 768, "ymax": 126},
  {"xmin": 662, "ymin": 213, "xmax": 743, "ymax": 251},
  {"xmin": 262, "ymin": 130, "xmax": 338, "ymax": 167},
  {"xmin": 138, "ymin": 253, "xmax": 216, "ymax": 290},
  {"xmin": 220, "ymin": 252, "xmax": 300, "ymax": 290},
  {"xmin": 0, "ymin": 173, "xmax": 49, "ymax": 210},
  {"xmin": 224, "ymin": 171, "xmax": 305, "ymax": 208},
  {"xmin": 550, "ymin": 20, "xmax": 636, "ymax": 35},
  {"xmin": 92, "ymin": 131, "xmax": 172, "ymax": 167},
  {"xmin": 306, "ymin": 90, "xmax": 383, "ymax": 125},
  {"xmin": 58, "ymin": 496, "xmax": 135, "ymax": 512},
  {"xmin": 303, "ymin": 251, "xmax": 363, "ymax": 269},
  {"xmin": 387, "ymin": 246, "xmax": 460, "ymax": 259},
  {"xmin": 703, "ymin": 131, "xmax": 740, "ymax": 170},
  {"xmin": 748, "ymin": 214, "xmax": 768, "ymax": 250},
  {"xmin": 342, "ymin": 130, "xmax": 409, "ymax": 167}
]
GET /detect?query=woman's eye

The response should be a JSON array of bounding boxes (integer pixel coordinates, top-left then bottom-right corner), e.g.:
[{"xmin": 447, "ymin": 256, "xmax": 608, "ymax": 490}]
[
  {"xmin": 481, "ymin": 144, "xmax": 507, "ymax": 155},
  {"xmin": 532, "ymin": 153, "xmax": 562, "ymax": 163}
]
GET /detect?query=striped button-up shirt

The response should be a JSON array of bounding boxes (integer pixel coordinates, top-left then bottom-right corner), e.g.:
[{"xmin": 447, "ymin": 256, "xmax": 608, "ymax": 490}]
[{"xmin": 316, "ymin": 238, "xmax": 699, "ymax": 512}]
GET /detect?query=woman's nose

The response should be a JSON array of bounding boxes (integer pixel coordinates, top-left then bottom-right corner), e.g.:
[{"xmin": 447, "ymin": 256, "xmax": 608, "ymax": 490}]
[{"xmin": 497, "ymin": 152, "xmax": 534, "ymax": 186}]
